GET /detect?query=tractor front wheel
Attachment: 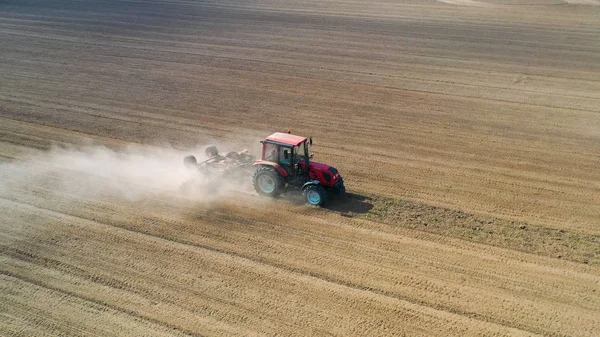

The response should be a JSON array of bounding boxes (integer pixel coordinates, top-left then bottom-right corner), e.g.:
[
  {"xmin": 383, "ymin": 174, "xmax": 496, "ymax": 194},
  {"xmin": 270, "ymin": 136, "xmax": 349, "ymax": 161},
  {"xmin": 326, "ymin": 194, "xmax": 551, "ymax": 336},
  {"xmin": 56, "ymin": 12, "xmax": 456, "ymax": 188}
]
[
  {"xmin": 303, "ymin": 184, "xmax": 327, "ymax": 206},
  {"xmin": 253, "ymin": 166, "xmax": 284, "ymax": 197}
]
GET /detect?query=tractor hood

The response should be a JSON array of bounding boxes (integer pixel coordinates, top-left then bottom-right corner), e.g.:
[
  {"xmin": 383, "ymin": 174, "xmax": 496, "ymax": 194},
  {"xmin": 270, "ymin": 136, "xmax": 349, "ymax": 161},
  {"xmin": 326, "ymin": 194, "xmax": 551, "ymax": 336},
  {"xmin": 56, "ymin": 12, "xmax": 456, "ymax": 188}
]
[
  {"xmin": 309, "ymin": 161, "xmax": 334, "ymax": 172},
  {"xmin": 307, "ymin": 161, "xmax": 341, "ymax": 186}
]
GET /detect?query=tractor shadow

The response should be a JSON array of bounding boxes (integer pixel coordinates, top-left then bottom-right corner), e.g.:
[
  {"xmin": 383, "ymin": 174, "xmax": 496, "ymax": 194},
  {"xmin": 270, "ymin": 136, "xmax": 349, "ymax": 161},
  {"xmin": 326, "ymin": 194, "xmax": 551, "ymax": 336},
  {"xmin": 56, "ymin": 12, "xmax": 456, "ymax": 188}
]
[
  {"xmin": 325, "ymin": 192, "xmax": 374, "ymax": 215},
  {"xmin": 280, "ymin": 191, "xmax": 374, "ymax": 215}
]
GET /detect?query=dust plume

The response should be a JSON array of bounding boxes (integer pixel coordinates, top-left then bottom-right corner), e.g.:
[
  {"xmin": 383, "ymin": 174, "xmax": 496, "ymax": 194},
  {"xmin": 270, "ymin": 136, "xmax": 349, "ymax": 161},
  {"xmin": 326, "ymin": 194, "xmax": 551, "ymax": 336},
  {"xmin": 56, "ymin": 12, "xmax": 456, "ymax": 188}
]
[{"xmin": 0, "ymin": 144, "xmax": 254, "ymax": 203}]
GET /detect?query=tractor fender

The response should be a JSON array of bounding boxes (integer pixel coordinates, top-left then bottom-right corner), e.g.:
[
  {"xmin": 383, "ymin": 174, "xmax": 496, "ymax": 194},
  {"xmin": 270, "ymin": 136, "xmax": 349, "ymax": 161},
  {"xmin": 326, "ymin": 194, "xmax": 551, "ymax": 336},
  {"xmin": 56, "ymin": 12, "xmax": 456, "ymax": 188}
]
[
  {"xmin": 252, "ymin": 160, "xmax": 288, "ymax": 177},
  {"xmin": 301, "ymin": 180, "xmax": 321, "ymax": 191}
]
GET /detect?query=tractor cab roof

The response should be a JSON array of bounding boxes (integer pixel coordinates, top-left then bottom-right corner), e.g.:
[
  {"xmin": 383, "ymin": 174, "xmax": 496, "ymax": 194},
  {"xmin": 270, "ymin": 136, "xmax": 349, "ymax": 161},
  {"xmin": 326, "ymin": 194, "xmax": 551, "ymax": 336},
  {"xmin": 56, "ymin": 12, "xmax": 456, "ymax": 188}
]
[{"xmin": 265, "ymin": 132, "xmax": 307, "ymax": 146}]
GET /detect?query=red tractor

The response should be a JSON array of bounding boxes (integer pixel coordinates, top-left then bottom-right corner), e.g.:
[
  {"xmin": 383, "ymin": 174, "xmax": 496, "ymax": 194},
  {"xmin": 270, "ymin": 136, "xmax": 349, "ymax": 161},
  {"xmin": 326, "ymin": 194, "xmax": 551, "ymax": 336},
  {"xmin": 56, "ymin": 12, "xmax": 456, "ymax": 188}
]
[{"xmin": 252, "ymin": 132, "xmax": 345, "ymax": 206}]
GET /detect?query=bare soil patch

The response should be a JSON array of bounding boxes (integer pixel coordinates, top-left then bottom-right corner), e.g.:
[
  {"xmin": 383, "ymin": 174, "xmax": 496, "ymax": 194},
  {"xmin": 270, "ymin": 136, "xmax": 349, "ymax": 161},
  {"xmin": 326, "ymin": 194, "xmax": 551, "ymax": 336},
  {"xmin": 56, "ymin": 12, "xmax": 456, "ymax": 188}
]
[{"xmin": 1, "ymin": 0, "xmax": 599, "ymax": 336}]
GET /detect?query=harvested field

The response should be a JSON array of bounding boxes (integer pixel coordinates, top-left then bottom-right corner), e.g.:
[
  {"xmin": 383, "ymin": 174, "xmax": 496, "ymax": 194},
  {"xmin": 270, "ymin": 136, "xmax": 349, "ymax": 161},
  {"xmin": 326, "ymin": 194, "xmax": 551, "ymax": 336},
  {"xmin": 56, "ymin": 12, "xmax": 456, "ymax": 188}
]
[{"xmin": 1, "ymin": 0, "xmax": 599, "ymax": 336}]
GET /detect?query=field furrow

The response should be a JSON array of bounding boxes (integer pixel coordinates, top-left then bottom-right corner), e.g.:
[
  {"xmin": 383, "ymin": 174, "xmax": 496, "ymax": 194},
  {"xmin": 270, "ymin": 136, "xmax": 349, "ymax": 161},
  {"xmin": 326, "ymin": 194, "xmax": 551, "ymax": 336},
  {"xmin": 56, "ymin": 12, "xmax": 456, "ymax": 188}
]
[{"xmin": 1, "ymin": 0, "xmax": 599, "ymax": 336}]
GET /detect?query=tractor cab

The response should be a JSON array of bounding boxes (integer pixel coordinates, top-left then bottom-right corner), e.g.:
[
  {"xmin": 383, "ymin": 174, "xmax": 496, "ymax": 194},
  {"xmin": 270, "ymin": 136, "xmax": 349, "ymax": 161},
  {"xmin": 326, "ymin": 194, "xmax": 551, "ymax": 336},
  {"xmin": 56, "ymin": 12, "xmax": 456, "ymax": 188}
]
[
  {"xmin": 260, "ymin": 132, "xmax": 310, "ymax": 180},
  {"xmin": 252, "ymin": 132, "xmax": 345, "ymax": 206}
]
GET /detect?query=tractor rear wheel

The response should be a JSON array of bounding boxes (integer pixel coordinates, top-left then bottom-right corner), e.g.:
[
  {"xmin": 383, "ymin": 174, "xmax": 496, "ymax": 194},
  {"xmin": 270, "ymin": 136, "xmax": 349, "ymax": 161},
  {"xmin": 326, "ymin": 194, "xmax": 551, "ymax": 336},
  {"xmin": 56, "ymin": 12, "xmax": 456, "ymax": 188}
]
[
  {"xmin": 253, "ymin": 166, "xmax": 284, "ymax": 197},
  {"xmin": 303, "ymin": 184, "xmax": 327, "ymax": 206}
]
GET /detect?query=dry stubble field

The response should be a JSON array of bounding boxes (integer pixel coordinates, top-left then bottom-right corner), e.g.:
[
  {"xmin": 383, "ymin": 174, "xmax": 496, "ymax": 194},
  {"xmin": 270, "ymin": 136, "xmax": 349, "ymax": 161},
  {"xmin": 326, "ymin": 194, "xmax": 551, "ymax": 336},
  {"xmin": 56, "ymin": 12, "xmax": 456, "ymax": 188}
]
[{"xmin": 1, "ymin": 0, "xmax": 600, "ymax": 336}]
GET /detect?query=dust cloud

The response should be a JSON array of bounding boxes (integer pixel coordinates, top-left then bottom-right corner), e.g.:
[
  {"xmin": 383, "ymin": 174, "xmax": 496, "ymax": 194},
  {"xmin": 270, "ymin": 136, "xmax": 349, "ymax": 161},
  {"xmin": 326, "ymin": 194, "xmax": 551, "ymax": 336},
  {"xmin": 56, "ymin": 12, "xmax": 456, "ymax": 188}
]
[{"xmin": 0, "ymin": 144, "xmax": 254, "ymax": 203}]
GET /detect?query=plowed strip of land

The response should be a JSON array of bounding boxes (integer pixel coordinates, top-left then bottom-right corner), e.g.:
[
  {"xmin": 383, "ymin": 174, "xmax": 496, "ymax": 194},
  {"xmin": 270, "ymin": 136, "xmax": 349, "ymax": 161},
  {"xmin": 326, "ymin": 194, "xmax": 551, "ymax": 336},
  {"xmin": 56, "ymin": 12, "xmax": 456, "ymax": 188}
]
[
  {"xmin": 1, "ymin": 0, "xmax": 599, "ymax": 336},
  {"xmin": 1, "ymin": 0, "xmax": 599, "ymax": 231},
  {"xmin": 1, "ymin": 191, "xmax": 599, "ymax": 336}
]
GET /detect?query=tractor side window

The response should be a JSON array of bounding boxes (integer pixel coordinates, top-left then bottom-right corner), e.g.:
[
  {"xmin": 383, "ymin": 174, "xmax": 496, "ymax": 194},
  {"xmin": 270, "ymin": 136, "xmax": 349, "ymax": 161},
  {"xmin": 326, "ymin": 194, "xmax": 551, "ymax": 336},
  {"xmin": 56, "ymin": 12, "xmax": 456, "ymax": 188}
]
[
  {"xmin": 279, "ymin": 146, "xmax": 292, "ymax": 166},
  {"xmin": 264, "ymin": 143, "xmax": 277, "ymax": 162},
  {"xmin": 294, "ymin": 143, "xmax": 306, "ymax": 162}
]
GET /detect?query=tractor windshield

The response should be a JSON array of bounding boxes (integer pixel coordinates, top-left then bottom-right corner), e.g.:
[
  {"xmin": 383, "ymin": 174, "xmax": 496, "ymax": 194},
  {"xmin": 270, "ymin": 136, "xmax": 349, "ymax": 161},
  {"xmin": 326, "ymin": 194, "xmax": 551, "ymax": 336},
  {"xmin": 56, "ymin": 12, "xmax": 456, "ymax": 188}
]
[{"xmin": 294, "ymin": 142, "xmax": 306, "ymax": 163}]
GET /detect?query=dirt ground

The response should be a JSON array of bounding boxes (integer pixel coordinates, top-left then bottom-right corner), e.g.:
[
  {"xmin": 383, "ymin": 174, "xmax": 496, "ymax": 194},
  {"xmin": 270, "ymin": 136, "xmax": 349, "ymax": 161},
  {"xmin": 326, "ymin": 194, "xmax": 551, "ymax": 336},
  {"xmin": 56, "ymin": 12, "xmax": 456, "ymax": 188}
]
[{"xmin": 1, "ymin": 0, "xmax": 599, "ymax": 336}]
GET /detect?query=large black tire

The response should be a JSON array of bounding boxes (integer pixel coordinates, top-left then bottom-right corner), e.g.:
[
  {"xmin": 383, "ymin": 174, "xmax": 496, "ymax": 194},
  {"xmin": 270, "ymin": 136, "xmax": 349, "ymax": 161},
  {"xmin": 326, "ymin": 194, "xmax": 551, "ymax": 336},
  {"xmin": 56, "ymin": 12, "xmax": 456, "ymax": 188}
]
[
  {"xmin": 253, "ymin": 166, "xmax": 285, "ymax": 197},
  {"xmin": 183, "ymin": 155, "xmax": 197, "ymax": 168},
  {"xmin": 303, "ymin": 184, "xmax": 328, "ymax": 206}
]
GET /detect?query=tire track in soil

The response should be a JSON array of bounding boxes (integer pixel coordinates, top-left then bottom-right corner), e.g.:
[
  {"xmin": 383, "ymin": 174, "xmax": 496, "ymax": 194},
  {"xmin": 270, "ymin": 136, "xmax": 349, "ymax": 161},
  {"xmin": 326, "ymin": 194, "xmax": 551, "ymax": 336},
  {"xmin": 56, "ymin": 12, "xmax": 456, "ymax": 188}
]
[
  {"xmin": 0, "ymin": 273, "xmax": 201, "ymax": 337},
  {"xmin": 2, "ymin": 1, "xmax": 600, "ymax": 336},
  {"xmin": 0, "ymin": 201, "xmax": 539, "ymax": 337},
  {"xmin": 1, "ymin": 186, "xmax": 598, "ymax": 336}
]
